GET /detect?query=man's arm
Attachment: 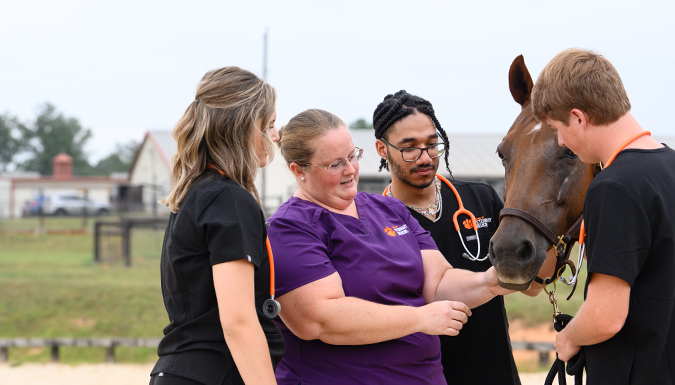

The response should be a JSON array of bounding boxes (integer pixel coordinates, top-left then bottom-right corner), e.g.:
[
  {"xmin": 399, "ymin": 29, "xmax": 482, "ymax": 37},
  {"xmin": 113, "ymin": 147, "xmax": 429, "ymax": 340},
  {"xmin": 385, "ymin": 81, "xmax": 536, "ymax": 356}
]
[{"xmin": 555, "ymin": 272, "xmax": 630, "ymax": 361}]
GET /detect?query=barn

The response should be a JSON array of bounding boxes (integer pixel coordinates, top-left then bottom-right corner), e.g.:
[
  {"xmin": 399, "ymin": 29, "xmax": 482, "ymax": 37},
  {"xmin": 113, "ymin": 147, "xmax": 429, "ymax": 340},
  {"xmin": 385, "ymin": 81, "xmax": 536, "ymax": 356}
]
[{"xmin": 128, "ymin": 129, "xmax": 509, "ymax": 216}]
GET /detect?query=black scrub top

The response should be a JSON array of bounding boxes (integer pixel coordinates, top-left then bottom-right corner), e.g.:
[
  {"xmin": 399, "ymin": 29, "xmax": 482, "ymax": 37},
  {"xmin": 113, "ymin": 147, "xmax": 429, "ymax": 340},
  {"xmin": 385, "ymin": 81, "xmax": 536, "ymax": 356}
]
[
  {"xmin": 408, "ymin": 179, "xmax": 521, "ymax": 385},
  {"xmin": 151, "ymin": 169, "xmax": 284, "ymax": 385},
  {"xmin": 582, "ymin": 147, "xmax": 675, "ymax": 384}
]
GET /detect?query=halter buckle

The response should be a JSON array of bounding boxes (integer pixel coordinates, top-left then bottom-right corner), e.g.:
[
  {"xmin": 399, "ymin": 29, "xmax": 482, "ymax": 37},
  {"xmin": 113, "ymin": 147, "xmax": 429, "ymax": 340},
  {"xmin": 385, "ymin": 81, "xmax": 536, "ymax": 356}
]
[{"xmin": 555, "ymin": 235, "xmax": 568, "ymax": 255}]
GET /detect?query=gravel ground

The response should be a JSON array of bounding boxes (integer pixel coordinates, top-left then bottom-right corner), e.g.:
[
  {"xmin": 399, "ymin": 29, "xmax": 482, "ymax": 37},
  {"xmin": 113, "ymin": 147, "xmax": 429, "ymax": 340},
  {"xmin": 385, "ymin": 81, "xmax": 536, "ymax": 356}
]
[{"xmin": 0, "ymin": 363, "xmax": 581, "ymax": 385}]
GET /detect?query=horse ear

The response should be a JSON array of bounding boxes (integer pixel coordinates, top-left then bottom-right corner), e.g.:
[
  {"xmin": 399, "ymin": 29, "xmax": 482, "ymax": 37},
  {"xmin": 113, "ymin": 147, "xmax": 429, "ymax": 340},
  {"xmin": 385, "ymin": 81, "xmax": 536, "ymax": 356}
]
[{"xmin": 508, "ymin": 55, "xmax": 534, "ymax": 108}]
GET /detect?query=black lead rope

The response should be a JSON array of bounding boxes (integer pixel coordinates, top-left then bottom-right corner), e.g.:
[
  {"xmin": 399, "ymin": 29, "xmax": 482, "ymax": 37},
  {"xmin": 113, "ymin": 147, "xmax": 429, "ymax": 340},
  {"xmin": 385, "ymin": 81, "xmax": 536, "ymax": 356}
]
[{"xmin": 544, "ymin": 314, "xmax": 585, "ymax": 385}]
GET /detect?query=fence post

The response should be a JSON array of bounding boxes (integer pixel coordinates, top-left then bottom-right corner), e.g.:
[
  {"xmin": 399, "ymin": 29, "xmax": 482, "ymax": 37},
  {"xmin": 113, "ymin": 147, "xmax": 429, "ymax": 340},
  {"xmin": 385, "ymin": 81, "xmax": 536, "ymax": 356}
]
[
  {"xmin": 122, "ymin": 222, "xmax": 131, "ymax": 267},
  {"xmin": 1, "ymin": 346, "xmax": 7, "ymax": 362},
  {"xmin": 82, "ymin": 188, "xmax": 89, "ymax": 230},
  {"xmin": 50, "ymin": 342, "xmax": 59, "ymax": 362},
  {"xmin": 538, "ymin": 350, "xmax": 549, "ymax": 367},
  {"xmin": 106, "ymin": 342, "xmax": 116, "ymax": 363},
  {"xmin": 94, "ymin": 222, "xmax": 101, "ymax": 263}
]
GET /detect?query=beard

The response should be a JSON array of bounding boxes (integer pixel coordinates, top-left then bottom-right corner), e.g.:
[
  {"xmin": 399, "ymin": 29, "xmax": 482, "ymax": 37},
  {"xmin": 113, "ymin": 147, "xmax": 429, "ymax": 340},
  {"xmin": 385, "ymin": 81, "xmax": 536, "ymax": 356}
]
[{"xmin": 387, "ymin": 148, "xmax": 438, "ymax": 189}]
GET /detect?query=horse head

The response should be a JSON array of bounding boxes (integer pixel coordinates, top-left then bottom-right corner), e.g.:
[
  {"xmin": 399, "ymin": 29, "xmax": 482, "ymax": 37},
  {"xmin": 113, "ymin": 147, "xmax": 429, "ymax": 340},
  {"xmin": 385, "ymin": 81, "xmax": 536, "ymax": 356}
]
[{"xmin": 488, "ymin": 55, "xmax": 596, "ymax": 291}]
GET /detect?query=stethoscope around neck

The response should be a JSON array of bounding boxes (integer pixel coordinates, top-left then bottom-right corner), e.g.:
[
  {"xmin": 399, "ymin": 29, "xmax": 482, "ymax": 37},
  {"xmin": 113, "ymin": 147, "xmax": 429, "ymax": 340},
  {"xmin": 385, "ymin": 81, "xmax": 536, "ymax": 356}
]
[
  {"xmin": 383, "ymin": 173, "xmax": 488, "ymax": 262},
  {"xmin": 207, "ymin": 164, "xmax": 280, "ymax": 319}
]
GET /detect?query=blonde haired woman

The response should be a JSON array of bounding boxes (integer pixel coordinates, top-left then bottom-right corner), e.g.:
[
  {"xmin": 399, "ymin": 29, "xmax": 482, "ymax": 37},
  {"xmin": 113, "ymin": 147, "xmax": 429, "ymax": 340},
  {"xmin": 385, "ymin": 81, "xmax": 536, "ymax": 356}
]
[{"xmin": 150, "ymin": 67, "xmax": 283, "ymax": 385}]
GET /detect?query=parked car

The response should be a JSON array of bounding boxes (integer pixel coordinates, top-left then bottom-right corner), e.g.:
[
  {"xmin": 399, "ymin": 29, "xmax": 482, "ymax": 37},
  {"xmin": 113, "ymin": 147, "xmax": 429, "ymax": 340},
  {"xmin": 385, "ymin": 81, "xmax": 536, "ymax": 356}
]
[{"xmin": 43, "ymin": 193, "xmax": 111, "ymax": 216}]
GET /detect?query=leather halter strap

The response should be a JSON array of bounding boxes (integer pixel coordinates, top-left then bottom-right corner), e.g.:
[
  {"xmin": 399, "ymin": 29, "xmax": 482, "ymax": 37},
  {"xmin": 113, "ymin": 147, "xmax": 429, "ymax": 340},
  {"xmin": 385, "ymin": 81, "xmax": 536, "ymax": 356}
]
[
  {"xmin": 499, "ymin": 208, "xmax": 583, "ymax": 288},
  {"xmin": 500, "ymin": 208, "xmax": 560, "ymax": 245}
]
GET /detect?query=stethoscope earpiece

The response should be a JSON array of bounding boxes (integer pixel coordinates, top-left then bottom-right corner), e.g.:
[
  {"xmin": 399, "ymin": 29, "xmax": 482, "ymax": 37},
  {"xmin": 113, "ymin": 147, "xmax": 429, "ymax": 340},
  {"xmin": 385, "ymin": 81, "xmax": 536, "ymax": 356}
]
[{"xmin": 263, "ymin": 298, "xmax": 281, "ymax": 318}]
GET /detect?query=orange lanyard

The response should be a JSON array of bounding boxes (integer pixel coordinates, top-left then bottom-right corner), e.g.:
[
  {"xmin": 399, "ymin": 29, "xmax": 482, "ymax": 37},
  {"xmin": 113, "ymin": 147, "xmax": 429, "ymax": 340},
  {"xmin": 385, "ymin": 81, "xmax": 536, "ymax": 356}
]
[
  {"xmin": 383, "ymin": 174, "xmax": 487, "ymax": 261},
  {"xmin": 578, "ymin": 131, "xmax": 651, "ymax": 249},
  {"xmin": 207, "ymin": 164, "xmax": 276, "ymax": 299},
  {"xmin": 382, "ymin": 174, "xmax": 478, "ymax": 231}
]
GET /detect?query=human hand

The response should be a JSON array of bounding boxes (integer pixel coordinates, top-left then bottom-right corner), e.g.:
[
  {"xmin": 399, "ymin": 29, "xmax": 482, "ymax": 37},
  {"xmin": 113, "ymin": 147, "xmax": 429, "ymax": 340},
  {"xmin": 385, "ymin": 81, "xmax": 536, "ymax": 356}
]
[
  {"xmin": 555, "ymin": 330, "xmax": 581, "ymax": 362},
  {"xmin": 418, "ymin": 301, "xmax": 471, "ymax": 336},
  {"xmin": 483, "ymin": 266, "xmax": 517, "ymax": 296}
]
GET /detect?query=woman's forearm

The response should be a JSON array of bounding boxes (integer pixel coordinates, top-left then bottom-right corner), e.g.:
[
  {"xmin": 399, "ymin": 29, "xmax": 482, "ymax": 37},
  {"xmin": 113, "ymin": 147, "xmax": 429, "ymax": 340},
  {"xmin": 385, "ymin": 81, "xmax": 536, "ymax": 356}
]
[
  {"xmin": 280, "ymin": 278, "xmax": 471, "ymax": 346},
  {"xmin": 214, "ymin": 261, "xmax": 276, "ymax": 385},
  {"xmin": 222, "ymin": 316, "xmax": 276, "ymax": 384},
  {"xmin": 301, "ymin": 297, "xmax": 422, "ymax": 345},
  {"xmin": 434, "ymin": 266, "xmax": 512, "ymax": 308}
]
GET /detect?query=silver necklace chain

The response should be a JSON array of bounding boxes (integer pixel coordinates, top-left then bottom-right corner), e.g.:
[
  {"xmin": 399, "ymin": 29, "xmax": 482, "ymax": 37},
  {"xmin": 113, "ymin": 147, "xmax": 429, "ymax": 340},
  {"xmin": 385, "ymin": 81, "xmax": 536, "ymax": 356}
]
[{"xmin": 387, "ymin": 177, "xmax": 443, "ymax": 220}]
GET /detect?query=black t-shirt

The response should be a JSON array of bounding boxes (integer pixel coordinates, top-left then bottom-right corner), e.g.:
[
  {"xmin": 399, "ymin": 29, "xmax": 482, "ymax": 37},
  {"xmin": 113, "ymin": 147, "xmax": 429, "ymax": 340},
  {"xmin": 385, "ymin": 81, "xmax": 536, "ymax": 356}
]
[
  {"xmin": 583, "ymin": 146, "xmax": 675, "ymax": 385},
  {"xmin": 408, "ymin": 180, "xmax": 521, "ymax": 385},
  {"xmin": 151, "ymin": 169, "xmax": 284, "ymax": 385}
]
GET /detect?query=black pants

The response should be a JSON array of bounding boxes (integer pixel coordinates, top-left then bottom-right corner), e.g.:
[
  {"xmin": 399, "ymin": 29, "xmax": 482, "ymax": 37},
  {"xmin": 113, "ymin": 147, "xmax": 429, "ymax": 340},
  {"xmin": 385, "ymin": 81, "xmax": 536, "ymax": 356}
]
[
  {"xmin": 149, "ymin": 372, "xmax": 244, "ymax": 385},
  {"xmin": 150, "ymin": 373, "xmax": 205, "ymax": 385}
]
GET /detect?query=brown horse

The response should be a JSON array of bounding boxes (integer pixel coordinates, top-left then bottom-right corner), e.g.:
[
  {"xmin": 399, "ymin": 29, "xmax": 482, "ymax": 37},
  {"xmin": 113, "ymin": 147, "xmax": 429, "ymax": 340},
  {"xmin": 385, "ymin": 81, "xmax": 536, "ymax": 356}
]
[{"xmin": 488, "ymin": 55, "xmax": 597, "ymax": 291}]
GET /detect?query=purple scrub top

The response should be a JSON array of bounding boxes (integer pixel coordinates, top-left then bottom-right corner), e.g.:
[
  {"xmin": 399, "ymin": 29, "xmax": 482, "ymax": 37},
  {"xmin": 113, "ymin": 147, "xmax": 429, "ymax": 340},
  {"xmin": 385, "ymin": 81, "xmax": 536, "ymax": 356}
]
[{"xmin": 267, "ymin": 192, "xmax": 446, "ymax": 385}]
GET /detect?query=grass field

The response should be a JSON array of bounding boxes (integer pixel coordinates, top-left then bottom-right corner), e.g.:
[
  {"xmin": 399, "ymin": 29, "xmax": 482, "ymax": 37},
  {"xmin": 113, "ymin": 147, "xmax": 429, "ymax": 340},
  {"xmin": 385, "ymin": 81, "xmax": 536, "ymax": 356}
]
[
  {"xmin": 0, "ymin": 217, "xmax": 166, "ymax": 364},
  {"xmin": 0, "ymin": 217, "xmax": 587, "ymax": 366}
]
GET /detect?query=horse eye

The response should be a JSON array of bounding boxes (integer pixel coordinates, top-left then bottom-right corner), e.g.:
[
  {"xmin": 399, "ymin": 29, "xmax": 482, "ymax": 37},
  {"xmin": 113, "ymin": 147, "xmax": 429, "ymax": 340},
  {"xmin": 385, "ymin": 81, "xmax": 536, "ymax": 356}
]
[
  {"xmin": 563, "ymin": 148, "xmax": 577, "ymax": 159},
  {"xmin": 496, "ymin": 150, "xmax": 506, "ymax": 161}
]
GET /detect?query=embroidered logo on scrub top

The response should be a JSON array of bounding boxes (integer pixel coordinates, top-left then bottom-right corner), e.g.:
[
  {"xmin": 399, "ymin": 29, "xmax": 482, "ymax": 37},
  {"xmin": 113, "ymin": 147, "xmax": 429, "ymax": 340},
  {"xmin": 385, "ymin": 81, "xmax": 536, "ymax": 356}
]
[
  {"xmin": 384, "ymin": 225, "xmax": 409, "ymax": 236},
  {"xmin": 463, "ymin": 216, "xmax": 493, "ymax": 230}
]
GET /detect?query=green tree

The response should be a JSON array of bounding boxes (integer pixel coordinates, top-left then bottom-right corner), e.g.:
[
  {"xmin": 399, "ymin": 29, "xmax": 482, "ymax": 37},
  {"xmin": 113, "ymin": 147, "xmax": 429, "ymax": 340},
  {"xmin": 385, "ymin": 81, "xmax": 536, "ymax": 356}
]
[
  {"xmin": 349, "ymin": 118, "xmax": 374, "ymax": 130},
  {"xmin": 0, "ymin": 114, "xmax": 28, "ymax": 172},
  {"xmin": 22, "ymin": 103, "xmax": 93, "ymax": 176},
  {"xmin": 93, "ymin": 140, "xmax": 138, "ymax": 175}
]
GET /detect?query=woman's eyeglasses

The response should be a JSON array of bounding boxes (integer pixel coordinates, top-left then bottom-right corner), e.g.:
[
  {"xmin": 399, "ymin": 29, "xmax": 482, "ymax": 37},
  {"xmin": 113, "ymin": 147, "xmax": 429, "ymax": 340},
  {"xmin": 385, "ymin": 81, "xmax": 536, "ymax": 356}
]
[
  {"xmin": 307, "ymin": 147, "xmax": 363, "ymax": 174},
  {"xmin": 379, "ymin": 138, "xmax": 447, "ymax": 162}
]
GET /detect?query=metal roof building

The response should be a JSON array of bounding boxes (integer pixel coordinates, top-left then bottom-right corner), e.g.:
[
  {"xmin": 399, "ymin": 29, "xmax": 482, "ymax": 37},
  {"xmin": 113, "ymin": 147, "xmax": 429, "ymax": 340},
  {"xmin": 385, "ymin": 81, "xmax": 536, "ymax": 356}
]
[
  {"xmin": 126, "ymin": 129, "xmax": 675, "ymax": 215},
  {"xmin": 348, "ymin": 130, "xmax": 506, "ymax": 198}
]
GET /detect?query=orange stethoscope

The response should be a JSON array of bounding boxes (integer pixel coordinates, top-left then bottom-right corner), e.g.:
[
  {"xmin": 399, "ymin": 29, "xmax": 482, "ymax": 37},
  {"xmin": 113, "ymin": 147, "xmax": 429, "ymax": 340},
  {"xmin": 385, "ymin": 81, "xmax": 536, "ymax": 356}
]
[
  {"xmin": 560, "ymin": 131, "xmax": 651, "ymax": 286},
  {"xmin": 207, "ymin": 164, "xmax": 280, "ymax": 318},
  {"xmin": 383, "ymin": 174, "xmax": 488, "ymax": 261}
]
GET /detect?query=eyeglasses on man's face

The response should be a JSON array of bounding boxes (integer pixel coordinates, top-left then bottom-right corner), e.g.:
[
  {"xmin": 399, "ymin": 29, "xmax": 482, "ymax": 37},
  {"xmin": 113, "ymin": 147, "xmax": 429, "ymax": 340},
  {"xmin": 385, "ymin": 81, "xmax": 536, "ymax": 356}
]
[
  {"xmin": 308, "ymin": 147, "xmax": 363, "ymax": 174},
  {"xmin": 379, "ymin": 138, "xmax": 447, "ymax": 162}
]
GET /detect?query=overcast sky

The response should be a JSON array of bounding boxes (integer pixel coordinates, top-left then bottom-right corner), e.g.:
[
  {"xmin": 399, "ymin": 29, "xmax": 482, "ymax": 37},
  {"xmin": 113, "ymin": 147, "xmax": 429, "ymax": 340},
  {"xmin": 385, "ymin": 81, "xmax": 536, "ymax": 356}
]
[{"xmin": 2, "ymin": 0, "xmax": 674, "ymax": 163}]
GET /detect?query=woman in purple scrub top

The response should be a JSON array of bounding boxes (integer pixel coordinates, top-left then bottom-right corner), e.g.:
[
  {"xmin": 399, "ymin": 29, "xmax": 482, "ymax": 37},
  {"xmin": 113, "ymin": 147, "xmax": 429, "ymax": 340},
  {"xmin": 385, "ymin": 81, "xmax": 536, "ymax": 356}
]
[{"xmin": 267, "ymin": 109, "xmax": 514, "ymax": 385}]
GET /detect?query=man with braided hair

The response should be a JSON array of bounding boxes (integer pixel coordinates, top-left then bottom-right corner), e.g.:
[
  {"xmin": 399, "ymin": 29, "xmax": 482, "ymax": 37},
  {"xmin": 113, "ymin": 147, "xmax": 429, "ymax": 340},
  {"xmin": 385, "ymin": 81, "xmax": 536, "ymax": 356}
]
[{"xmin": 373, "ymin": 90, "xmax": 521, "ymax": 385}]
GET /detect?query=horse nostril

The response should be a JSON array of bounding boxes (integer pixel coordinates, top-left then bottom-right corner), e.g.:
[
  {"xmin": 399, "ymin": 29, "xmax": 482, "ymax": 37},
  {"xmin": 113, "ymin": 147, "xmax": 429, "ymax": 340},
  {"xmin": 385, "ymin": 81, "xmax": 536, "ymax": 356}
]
[{"xmin": 515, "ymin": 240, "xmax": 535, "ymax": 263}]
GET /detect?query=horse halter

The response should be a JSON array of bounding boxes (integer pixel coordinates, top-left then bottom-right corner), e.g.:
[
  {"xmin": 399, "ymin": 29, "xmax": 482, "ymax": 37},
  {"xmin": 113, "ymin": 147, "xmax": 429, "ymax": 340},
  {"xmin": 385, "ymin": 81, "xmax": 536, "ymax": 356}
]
[
  {"xmin": 499, "ymin": 208, "xmax": 583, "ymax": 295},
  {"xmin": 498, "ymin": 130, "xmax": 652, "ymax": 298}
]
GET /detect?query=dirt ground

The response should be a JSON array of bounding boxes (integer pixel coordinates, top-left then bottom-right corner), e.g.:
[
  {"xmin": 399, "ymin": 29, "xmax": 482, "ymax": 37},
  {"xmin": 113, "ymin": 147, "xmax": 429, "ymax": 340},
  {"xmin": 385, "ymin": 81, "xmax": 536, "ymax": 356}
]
[
  {"xmin": 0, "ymin": 322, "xmax": 581, "ymax": 385},
  {"xmin": 509, "ymin": 319, "xmax": 558, "ymax": 370}
]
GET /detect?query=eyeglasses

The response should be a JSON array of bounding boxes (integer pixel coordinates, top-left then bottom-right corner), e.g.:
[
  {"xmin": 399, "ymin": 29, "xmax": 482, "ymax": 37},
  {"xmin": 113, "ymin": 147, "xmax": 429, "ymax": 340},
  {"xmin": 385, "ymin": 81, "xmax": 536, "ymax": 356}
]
[
  {"xmin": 306, "ymin": 147, "xmax": 363, "ymax": 174},
  {"xmin": 379, "ymin": 138, "xmax": 447, "ymax": 162}
]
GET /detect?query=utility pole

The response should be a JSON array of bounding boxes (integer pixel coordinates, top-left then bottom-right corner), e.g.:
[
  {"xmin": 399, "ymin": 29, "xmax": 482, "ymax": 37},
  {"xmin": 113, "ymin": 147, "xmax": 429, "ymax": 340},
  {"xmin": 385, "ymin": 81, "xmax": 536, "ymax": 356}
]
[
  {"xmin": 261, "ymin": 28, "xmax": 268, "ymax": 215},
  {"xmin": 263, "ymin": 28, "xmax": 268, "ymax": 82}
]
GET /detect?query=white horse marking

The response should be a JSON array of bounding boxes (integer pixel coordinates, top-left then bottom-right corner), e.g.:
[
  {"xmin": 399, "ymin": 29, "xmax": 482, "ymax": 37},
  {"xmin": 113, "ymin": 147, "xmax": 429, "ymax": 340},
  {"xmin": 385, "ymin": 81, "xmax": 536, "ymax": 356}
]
[{"xmin": 528, "ymin": 123, "xmax": 542, "ymax": 135}]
